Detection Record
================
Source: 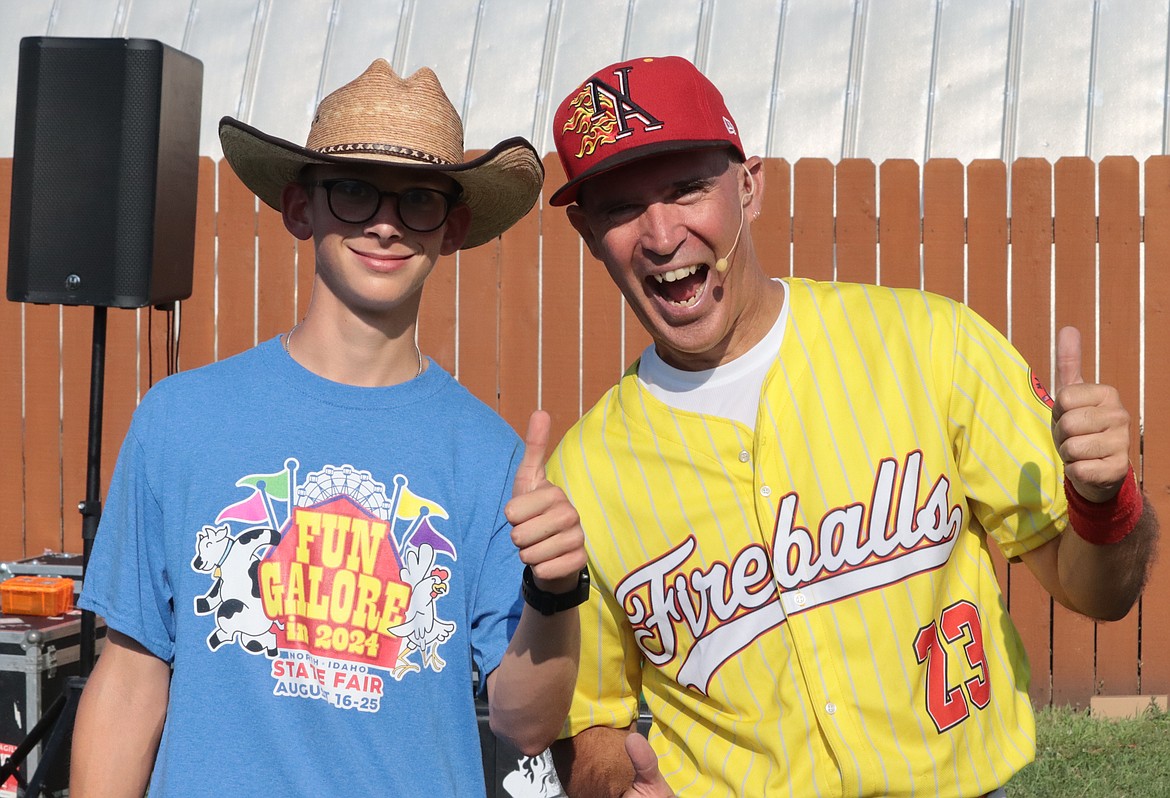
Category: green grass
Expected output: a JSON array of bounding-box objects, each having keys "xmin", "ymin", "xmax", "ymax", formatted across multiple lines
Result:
[{"xmin": 1006, "ymin": 704, "xmax": 1170, "ymax": 797}]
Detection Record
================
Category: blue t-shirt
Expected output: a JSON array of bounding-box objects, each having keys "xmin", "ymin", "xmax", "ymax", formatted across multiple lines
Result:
[{"xmin": 80, "ymin": 337, "xmax": 524, "ymax": 797}]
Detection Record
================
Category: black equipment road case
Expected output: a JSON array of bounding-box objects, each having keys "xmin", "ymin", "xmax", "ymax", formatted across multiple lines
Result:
[{"xmin": 0, "ymin": 611, "xmax": 106, "ymax": 796}]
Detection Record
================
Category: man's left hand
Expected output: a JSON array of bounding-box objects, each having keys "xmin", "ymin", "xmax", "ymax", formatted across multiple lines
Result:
[
  {"xmin": 1051, "ymin": 325, "xmax": 1131, "ymax": 502},
  {"xmin": 505, "ymin": 410, "xmax": 587, "ymax": 593}
]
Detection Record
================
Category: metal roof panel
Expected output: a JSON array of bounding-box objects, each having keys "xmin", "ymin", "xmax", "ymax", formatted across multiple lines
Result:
[{"xmin": 1, "ymin": 0, "xmax": 1167, "ymax": 164}]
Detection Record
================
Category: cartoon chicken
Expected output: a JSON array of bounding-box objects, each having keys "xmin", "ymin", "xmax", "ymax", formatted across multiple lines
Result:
[{"xmin": 386, "ymin": 543, "xmax": 455, "ymax": 679}]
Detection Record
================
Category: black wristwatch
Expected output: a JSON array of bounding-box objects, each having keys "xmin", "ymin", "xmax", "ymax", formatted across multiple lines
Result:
[{"xmin": 521, "ymin": 564, "xmax": 590, "ymax": 615}]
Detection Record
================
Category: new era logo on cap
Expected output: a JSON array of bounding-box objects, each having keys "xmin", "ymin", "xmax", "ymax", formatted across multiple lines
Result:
[{"xmin": 550, "ymin": 56, "xmax": 746, "ymax": 206}]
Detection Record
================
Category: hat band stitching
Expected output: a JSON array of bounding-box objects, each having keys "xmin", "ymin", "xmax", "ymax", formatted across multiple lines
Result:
[{"xmin": 312, "ymin": 142, "xmax": 452, "ymax": 165}]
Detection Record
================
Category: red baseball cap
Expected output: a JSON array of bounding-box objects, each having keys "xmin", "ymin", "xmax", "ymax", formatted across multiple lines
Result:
[{"xmin": 549, "ymin": 56, "xmax": 745, "ymax": 207}]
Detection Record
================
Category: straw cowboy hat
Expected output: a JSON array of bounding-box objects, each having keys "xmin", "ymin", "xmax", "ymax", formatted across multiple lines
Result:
[{"xmin": 219, "ymin": 59, "xmax": 543, "ymax": 249}]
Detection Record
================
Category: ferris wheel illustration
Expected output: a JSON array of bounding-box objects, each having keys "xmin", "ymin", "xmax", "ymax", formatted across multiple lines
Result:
[{"xmin": 297, "ymin": 464, "xmax": 395, "ymax": 521}]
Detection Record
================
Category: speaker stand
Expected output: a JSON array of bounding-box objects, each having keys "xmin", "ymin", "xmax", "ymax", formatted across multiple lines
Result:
[
  {"xmin": 0, "ymin": 306, "xmax": 107, "ymax": 796},
  {"xmin": 78, "ymin": 305, "xmax": 106, "ymax": 676}
]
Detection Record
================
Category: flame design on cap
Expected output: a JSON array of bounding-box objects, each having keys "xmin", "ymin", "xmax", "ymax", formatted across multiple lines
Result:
[{"xmin": 562, "ymin": 85, "xmax": 619, "ymax": 158}]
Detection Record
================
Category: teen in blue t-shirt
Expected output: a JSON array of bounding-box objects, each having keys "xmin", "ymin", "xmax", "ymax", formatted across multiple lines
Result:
[{"xmin": 72, "ymin": 59, "xmax": 588, "ymax": 798}]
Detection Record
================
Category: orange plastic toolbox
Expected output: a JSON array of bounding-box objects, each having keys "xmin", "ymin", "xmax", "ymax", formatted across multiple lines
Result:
[{"xmin": 0, "ymin": 576, "xmax": 74, "ymax": 617}]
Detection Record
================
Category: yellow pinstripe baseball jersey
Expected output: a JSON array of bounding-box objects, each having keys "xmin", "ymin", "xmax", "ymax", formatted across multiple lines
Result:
[{"xmin": 549, "ymin": 278, "xmax": 1067, "ymax": 798}]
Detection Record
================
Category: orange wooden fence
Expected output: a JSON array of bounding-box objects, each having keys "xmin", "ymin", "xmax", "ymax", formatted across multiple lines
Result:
[{"xmin": 1, "ymin": 153, "xmax": 1167, "ymax": 709}]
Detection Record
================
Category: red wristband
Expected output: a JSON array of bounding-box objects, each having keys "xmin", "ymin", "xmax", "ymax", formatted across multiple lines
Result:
[{"xmin": 1064, "ymin": 466, "xmax": 1143, "ymax": 546}]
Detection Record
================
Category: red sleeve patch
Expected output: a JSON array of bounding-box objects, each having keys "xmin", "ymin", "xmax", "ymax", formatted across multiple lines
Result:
[{"xmin": 1031, "ymin": 371, "xmax": 1054, "ymax": 409}]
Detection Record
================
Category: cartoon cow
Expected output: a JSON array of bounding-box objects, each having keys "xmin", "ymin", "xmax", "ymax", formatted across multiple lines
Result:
[{"xmin": 191, "ymin": 524, "xmax": 281, "ymax": 657}]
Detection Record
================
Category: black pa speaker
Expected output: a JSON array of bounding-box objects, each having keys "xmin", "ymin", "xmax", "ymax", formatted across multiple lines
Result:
[{"xmin": 6, "ymin": 37, "xmax": 203, "ymax": 308}]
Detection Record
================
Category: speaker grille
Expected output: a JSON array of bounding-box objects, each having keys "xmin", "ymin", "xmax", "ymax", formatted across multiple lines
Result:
[{"xmin": 7, "ymin": 38, "xmax": 202, "ymax": 308}]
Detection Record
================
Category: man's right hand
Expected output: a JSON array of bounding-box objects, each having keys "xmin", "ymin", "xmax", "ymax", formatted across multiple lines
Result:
[{"xmin": 552, "ymin": 724, "xmax": 675, "ymax": 798}]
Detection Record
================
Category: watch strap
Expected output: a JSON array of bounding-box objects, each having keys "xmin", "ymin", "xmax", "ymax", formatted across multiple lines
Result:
[{"xmin": 521, "ymin": 564, "xmax": 590, "ymax": 615}]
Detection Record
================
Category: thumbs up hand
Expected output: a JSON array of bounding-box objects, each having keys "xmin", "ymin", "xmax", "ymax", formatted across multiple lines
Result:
[
  {"xmin": 1051, "ymin": 326, "xmax": 1132, "ymax": 502},
  {"xmin": 505, "ymin": 410, "xmax": 587, "ymax": 593},
  {"xmin": 621, "ymin": 733, "xmax": 677, "ymax": 797}
]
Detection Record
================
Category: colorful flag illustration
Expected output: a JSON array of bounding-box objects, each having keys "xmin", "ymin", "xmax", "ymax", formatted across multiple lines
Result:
[
  {"xmin": 237, "ymin": 469, "xmax": 290, "ymax": 501},
  {"xmin": 393, "ymin": 484, "xmax": 449, "ymax": 521},
  {"xmin": 408, "ymin": 514, "xmax": 457, "ymax": 560},
  {"xmin": 215, "ymin": 490, "xmax": 271, "ymax": 525}
]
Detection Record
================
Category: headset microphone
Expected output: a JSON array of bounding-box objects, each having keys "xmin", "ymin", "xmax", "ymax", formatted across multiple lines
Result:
[{"xmin": 714, "ymin": 198, "xmax": 748, "ymax": 274}]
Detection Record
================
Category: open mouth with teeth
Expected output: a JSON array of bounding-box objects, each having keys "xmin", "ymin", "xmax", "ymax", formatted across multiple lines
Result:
[{"xmin": 648, "ymin": 264, "xmax": 710, "ymax": 307}]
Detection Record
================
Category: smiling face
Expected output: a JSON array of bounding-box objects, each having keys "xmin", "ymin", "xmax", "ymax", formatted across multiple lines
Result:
[
  {"xmin": 567, "ymin": 148, "xmax": 774, "ymax": 371},
  {"xmin": 281, "ymin": 163, "xmax": 470, "ymax": 324}
]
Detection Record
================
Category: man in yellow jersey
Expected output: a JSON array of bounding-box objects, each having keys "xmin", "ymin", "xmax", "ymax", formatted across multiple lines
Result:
[{"xmin": 544, "ymin": 55, "xmax": 1158, "ymax": 798}]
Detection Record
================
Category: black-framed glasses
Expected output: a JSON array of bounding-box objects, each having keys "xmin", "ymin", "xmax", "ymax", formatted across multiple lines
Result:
[{"xmin": 308, "ymin": 178, "xmax": 461, "ymax": 232}]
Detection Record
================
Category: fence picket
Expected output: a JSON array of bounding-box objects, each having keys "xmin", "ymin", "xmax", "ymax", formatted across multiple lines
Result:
[
  {"xmin": 181, "ymin": 158, "xmax": 219, "ymax": 373},
  {"xmin": 965, "ymin": 159, "xmax": 1012, "ymax": 610},
  {"xmin": 497, "ymin": 189, "xmax": 542, "ymax": 437},
  {"xmin": 0, "ymin": 158, "xmax": 21, "ymax": 561},
  {"xmin": 538, "ymin": 154, "xmax": 585, "ymax": 447},
  {"xmin": 879, "ymin": 159, "xmax": 921, "ymax": 289},
  {"xmin": 836, "ymin": 159, "xmax": 877, "ymax": 285},
  {"xmin": 794, "ymin": 158, "xmax": 835, "ymax": 281},
  {"xmin": 257, "ymin": 203, "xmax": 298, "ymax": 348},
  {"xmin": 758, "ymin": 159, "xmax": 791, "ymax": 278},
  {"xmin": 455, "ymin": 234, "xmax": 503, "ymax": 413},
  {"xmin": 1095, "ymin": 156, "xmax": 1143, "ymax": 697},
  {"xmin": 23, "ymin": 303, "xmax": 64, "ymax": 556},
  {"xmin": 1008, "ymin": 158, "xmax": 1056, "ymax": 707},
  {"xmin": 923, "ymin": 159, "xmax": 965, "ymax": 302},
  {"xmin": 1141, "ymin": 156, "xmax": 1170, "ymax": 697},
  {"xmin": 216, "ymin": 166, "xmax": 262, "ymax": 362},
  {"xmin": 1051, "ymin": 157, "xmax": 1099, "ymax": 707}
]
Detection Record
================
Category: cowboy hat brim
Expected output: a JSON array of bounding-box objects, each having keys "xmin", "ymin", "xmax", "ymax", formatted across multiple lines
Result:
[{"xmin": 219, "ymin": 117, "xmax": 543, "ymax": 249}]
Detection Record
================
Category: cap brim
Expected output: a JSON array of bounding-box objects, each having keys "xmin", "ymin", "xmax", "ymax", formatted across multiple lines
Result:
[
  {"xmin": 549, "ymin": 139, "xmax": 740, "ymax": 207},
  {"xmin": 219, "ymin": 117, "xmax": 543, "ymax": 249}
]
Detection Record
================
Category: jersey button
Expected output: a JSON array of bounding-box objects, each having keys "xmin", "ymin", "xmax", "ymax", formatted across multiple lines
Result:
[
  {"xmin": 760, "ymin": 485, "xmax": 772, "ymax": 497},
  {"xmin": 825, "ymin": 702, "xmax": 837, "ymax": 715},
  {"xmin": 738, "ymin": 450, "xmax": 750, "ymax": 463}
]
